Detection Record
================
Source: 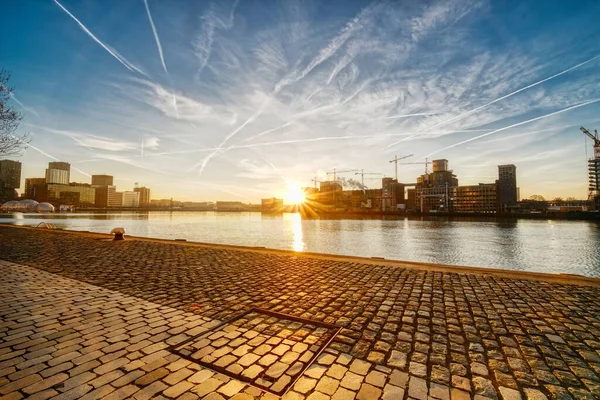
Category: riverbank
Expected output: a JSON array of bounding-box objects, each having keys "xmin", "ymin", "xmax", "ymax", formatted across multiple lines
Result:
[{"xmin": 1, "ymin": 225, "xmax": 600, "ymax": 399}]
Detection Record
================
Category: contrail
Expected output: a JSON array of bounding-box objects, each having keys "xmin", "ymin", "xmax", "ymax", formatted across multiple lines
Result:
[
  {"xmin": 14, "ymin": 136, "xmax": 92, "ymax": 177},
  {"xmin": 143, "ymin": 0, "xmax": 167, "ymax": 74},
  {"xmin": 189, "ymin": 99, "xmax": 270, "ymax": 175},
  {"xmin": 189, "ymin": 3, "xmax": 372, "ymax": 175},
  {"xmin": 52, "ymin": 0, "xmax": 147, "ymax": 77},
  {"xmin": 383, "ymin": 53, "xmax": 600, "ymax": 150},
  {"xmin": 156, "ymin": 129, "xmax": 494, "ymax": 157},
  {"xmin": 9, "ymin": 94, "xmax": 39, "ymax": 117},
  {"xmin": 239, "ymin": 121, "xmax": 295, "ymax": 144},
  {"xmin": 381, "ymin": 112, "xmax": 440, "ymax": 120},
  {"xmin": 424, "ymin": 98, "xmax": 600, "ymax": 158}
]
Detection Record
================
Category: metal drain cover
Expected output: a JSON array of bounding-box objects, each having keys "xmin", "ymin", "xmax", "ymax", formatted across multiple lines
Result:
[{"xmin": 169, "ymin": 308, "xmax": 341, "ymax": 397}]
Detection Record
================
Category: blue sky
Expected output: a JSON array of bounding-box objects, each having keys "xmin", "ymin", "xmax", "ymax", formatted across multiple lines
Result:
[{"xmin": 2, "ymin": 0, "xmax": 600, "ymax": 201}]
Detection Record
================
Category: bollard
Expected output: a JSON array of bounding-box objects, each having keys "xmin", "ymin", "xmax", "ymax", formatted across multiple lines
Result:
[{"xmin": 110, "ymin": 227, "xmax": 126, "ymax": 241}]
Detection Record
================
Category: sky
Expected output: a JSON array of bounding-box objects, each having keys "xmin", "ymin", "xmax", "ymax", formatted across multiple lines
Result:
[{"xmin": 2, "ymin": 0, "xmax": 600, "ymax": 202}]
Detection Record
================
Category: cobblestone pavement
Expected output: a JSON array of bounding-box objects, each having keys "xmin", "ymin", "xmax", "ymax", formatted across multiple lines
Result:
[
  {"xmin": 0, "ymin": 261, "xmax": 405, "ymax": 400},
  {"xmin": 1, "ymin": 226, "xmax": 600, "ymax": 399}
]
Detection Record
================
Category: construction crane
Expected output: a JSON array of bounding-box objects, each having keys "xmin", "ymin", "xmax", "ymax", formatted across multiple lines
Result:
[
  {"xmin": 355, "ymin": 170, "xmax": 382, "ymax": 186},
  {"xmin": 389, "ymin": 154, "xmax": 413, "ymax": 180},
  {"xmin": 581, "ymin": 126, "xmax": 600, "ymax": 159},
  {"xmin": 310, "ymin": 176, "xmax": 319, "ymax": 189},
  {"xmin": 398, "ymin": 157, "xmax": 432, "ymax": 175},
  {"xmin": 327, "ymin": 168, "xmax": 358, "ymax": 181}
]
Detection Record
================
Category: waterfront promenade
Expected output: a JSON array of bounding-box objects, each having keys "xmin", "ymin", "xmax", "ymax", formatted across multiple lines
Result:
[{"xmin": 0, "ymin": 226, "xmax": 599, "ymax": 399}]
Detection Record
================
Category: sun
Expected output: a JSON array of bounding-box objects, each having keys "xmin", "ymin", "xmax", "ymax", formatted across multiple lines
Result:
[{"xmin": 284, "ymin": 183, "xmax": 306, "ymax": 204}]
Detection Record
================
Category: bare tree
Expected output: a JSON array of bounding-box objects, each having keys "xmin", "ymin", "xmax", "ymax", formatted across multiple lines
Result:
[{"xmin": 0, "ymin": 68, "xmax": 29, "ymax": 157}]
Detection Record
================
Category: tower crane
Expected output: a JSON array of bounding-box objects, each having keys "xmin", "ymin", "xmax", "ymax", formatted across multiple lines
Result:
[
  {"xmin": 326, "ymin": 168, "xmax": 359, "ymax": 181},
  {"xmin": 355, "ymin": 170, "xmax": 382, "ymax": 186},
  {"xmin": 398, "ymin": 157, "xmax": 432, "ymax": 175},
  {"xmin": 389, "ymin": 154, "xmax": 413, "ymax": 180},
  {"xmin": 581, "ymin": 126, "xmax": 600, "ymax": 159},
  {"xmin": 310, "ymin": 177, "xmax": 319, "ymax": 189}
]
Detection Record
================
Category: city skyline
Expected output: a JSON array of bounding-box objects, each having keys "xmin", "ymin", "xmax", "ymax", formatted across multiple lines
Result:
[{"xmin": 2, "ymin": 1, "xmax": 600, "ymax": 201}]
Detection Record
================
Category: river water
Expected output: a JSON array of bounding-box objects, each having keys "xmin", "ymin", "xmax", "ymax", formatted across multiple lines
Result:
[{"xmin": 1, "ymin": 211, "xmax": 599, "ymax": 277}]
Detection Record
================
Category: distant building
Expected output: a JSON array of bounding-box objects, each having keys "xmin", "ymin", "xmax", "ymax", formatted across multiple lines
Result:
[
  {"xmin": 318, "ymin": 181, "xmax": 343, "ymax": 206},
  {"xmin": 382, "ymin": 177, "xmax": 405, "ymax": 211},
  {"xmin": 0, "ymin": 160, "xmax": 21, "ymax": 201},
  {"xmin": 589, "ymin": 158, "xmax": 600, "ymax": 210},
  {"xmin": 91, "ymin": 174, "xmax": 113, "ymax": 186},
  {"xmin": 45, "ymin": 161, "xmax": 70, "ymax": 185},
  {"xmin": 261, "ymin": 197, "xmax": 283, "ymax": 211},
  {"xmin": 24, "ymin": 178, "xmax": 45, "ymax": 198},
  {"xmin": 133, "ymin": 187, "xmax": 151, "ymax": 207},
  {"xmin": 302, "ymin": 187, "xmax": 319, "ymax": 202},
  {"xmin": 92, "ymin": 185, "xmax": 117, "ymax": 208},
  {"xmin": 406, "ymin": 188, "xmax": 416, "ymax": 211},
  {"xmin": 454, "ymin": 184, "xmax": 497, "ymax": 213},
  {"xmin": 110, "ymin": 191, "xmax": 123, "ymax": 207},
  {"xmin": 417, "ymin": 186, "xmax": 455, "ymax": 213},
  {"xmin": 122, "ymin": 191, "xmax": 140, "ymax": 207},
  {"xmin": 497, "ymin": 164, "xmax": 518, "ymax": 213},
  {"xmin": 415, "ymin": 159, "xmax": 458, "ymax": 212},
  {"xmin": 216, "ymin": 201, "xmax": 244, "ymax": 211},
  {"xmin": 33, "ymin": 182, "xmax": 95, "ymax": 207}
]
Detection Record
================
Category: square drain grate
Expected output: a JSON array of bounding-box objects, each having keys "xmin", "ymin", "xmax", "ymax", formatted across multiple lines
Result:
[{"xmin": 169, "ymin": 308, "xmax": 342, "ymax": 397}]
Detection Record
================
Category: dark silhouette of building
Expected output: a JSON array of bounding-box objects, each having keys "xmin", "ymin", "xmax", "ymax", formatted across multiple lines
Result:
[
  {"xmin": 318, "ymin": 181, "xmax": 343, "ymax": 207},
  {"xmin": 497, "ymin": 164, "xmax": 518, "ymax": 214},
  {"xmin": 24, "ymin": 178, "xmax": 45, "ymax": 198},
  {"xmin": 0, "ymin": 160, "xmax": 21, "ymax": 201},
  {"xmin": 382, "ymin": 177, "xmax": 405, "ymax": 211}
]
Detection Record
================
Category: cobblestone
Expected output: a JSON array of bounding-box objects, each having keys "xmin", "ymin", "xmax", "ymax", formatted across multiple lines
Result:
[{"xmin": 1, "ymin": 227, "xmax": 600, "ymax": 399}]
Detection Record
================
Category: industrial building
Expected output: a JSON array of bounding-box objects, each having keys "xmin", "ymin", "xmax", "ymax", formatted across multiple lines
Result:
[
  {"xmin": 415, "ymin": 159, "xmax": 458, "ymax": 213},
  {"xmin": 454, "ymin": 183, "xmax": 497, "ymax": 213}
]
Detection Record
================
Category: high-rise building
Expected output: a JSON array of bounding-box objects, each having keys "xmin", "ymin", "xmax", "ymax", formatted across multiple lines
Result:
[
  {"xmin": 497, "ymin": 164, "xmax": 517, "ymax": 213},
  {"xmin": 0, "ymin": 160, "xmax": 21, "ymax": 201},
  {"xmin": 45, "ymin": 161, "xmax": 70, "ymax": 184},
  {"xmin": 133, "ymin": 187, "xmax": 151, "ymax": 207},
  {"xmin": 91, "ymin": 175, "xmax": 113, "ymax": 186},
  {"xmin": 0, "ymin": 160, "xmax": 22, "ymax": 189}
]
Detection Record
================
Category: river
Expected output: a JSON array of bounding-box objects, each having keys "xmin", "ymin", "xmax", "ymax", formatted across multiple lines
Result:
[{"xmin": 1, "ymin": 211, "xmax": 599, "ymax": 277}]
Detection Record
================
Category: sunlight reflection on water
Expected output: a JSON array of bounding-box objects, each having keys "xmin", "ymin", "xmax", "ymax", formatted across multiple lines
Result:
[{"xmin": 1, "ymin": 211, "xmax": 599, "ymax": 277}]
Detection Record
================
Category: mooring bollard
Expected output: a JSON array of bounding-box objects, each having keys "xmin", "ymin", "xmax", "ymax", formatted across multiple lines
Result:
[{"xmin": 110, "ymin": 227, "xmax": 126, "ymax": 241}]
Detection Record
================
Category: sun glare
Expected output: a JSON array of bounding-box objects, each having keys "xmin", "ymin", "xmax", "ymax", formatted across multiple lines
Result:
[{"xmin": 284, "ymin": 183, "xmax": 305, "ymax": 204}]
